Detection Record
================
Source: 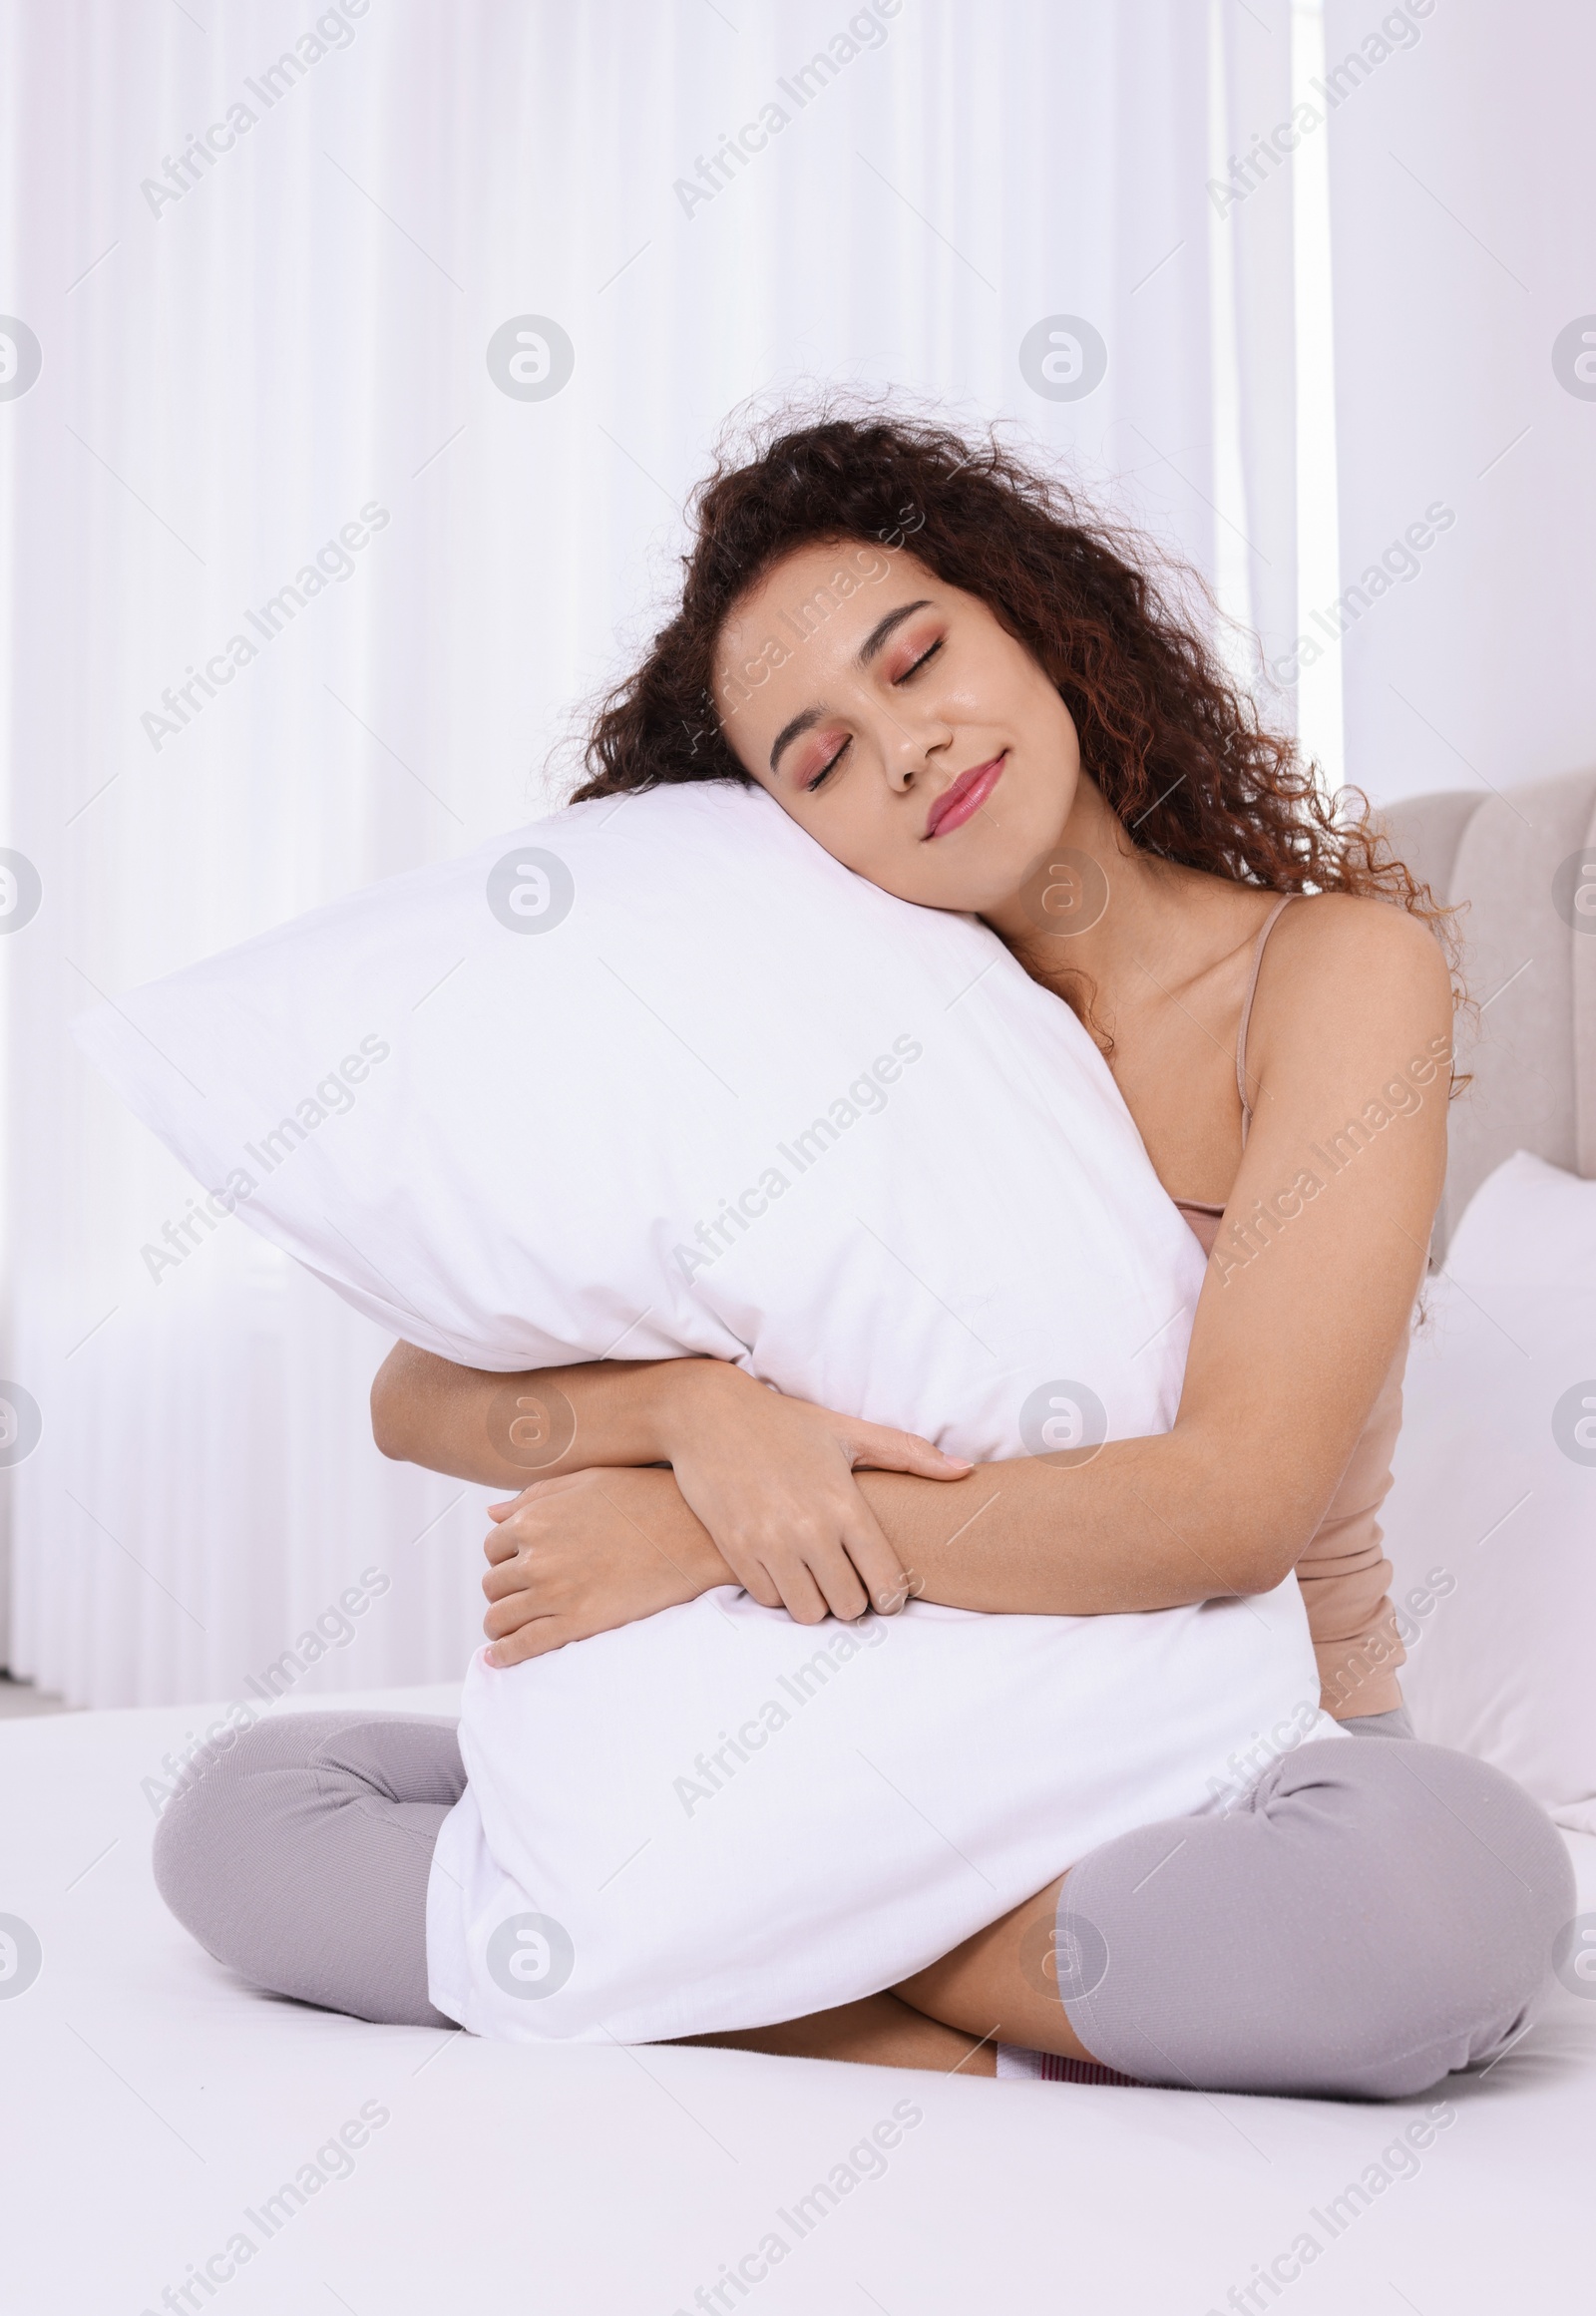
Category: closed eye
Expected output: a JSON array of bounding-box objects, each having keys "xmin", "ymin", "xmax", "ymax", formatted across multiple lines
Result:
[
  {"xmin": 895, "ymin": 637, "xmax": 943, "ymax": 682},
  {"xmin": 806, "ymin": 738, "xmax": 850, "ymax": 793},
  {"xmin": 806, "ymin": 638, "xmax": 943, "ymax": 792}
]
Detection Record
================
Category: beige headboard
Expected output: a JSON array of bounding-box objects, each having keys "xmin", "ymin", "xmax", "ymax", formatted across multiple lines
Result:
[{"xmin": 1379, "ymin": 766, "xmax": 1596, "ymax": 1261}]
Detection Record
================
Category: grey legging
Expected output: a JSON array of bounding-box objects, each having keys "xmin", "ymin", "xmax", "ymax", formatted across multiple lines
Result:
[{"xmin": 151, "ymin": 1706, "xmax": 1574, "ymax": 2099}]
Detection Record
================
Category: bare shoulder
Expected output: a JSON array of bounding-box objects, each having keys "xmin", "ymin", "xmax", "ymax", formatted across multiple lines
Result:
[
  {"xmin": 1245, "ymin": 893, "xmax": 1454, "ymax": 1118},
  {"xmin": 1261, "ymin": 892, "xmax": 1450, "ymax": 1025}
]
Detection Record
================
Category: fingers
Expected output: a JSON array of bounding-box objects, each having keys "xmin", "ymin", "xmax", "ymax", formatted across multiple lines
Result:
[
  {"xmin": 836, "ymin": 1501, "xmax": 913, "ymax": 1616},
  {"xmin": 485, "ymin": 1618, "xmax": 568, "ymax": 1669},
  {"xmin": 719, "ymin": 1491, "xmax": 909, "ymax": 1624},
  {"xmin": 848, "ymin": 1422, "xmax": 972, "ymax": 1480},
  {"xmin": 878, "ymin": 1562, "xmax": 925, "ymax": 1611},
  {"xmin": 486, "ymin": 1480, "xmax": 550, "ymax": 1518},
  {"xmin": 796, "ymin": 1537, "xmax": 873, "ymax": 1623},
  {"xmin": 723, "ymin": 1559, "xmax": 786, "ymax": 1613},
  {"xmin": 484, "ymin": 1474, "xmax": 583, "ymax": 1562},
  {"xmin": 490, "ymin": 1473, "xmax": 583, "ymax": 1518},
  {"xmin": 483, "ymin": 1581, "xmax": 569, "ymax": 1641},
  {"xmin": 483, "ymin": 1553, "xmax": 535, "ymax": 1601},
  {"xmin": 751, "ymin": 1551, "xmax": 833, "ymax": 1627}
]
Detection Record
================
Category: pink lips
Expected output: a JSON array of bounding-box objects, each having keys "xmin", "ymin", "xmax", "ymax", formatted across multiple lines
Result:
[{"xmin": 924, "ymin": 752, "xmax": 1006, "ymax": 839}]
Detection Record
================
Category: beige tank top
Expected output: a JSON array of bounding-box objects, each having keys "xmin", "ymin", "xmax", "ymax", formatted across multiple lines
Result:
[{"xmin": 1173, "ymin": 897, "xmax": 1407, "ymax": 1720}]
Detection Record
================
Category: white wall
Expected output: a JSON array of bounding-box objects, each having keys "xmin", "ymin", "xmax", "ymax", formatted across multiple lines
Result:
[{"xmin": 1321, "ymin": 0, "xmax": 1595, "ymax": 805}]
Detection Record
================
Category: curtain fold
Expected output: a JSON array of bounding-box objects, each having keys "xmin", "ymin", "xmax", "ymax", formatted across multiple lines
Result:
[
  {"xmin": 0, "ymin": 0, "xmax": 1301, "ymax": 1706},
  {"xmin": 1213, "ymin": 0, "xmax": 1298, "ymax": 682}
]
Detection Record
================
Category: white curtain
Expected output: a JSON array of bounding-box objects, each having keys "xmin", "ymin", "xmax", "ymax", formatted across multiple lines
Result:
[{"xmin": 0, "ymin": 0, "xmax": 1300, "ymax": 1707}]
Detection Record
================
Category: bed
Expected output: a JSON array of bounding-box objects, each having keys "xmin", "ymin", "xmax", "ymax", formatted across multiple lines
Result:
[{"xmin": 8, "ymin": 770, "xmax": 1595, "ymax": 2314}]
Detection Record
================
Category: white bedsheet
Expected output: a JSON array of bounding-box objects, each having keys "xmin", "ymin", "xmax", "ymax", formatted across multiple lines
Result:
[{"xmin": 7, "ymin": 1684, "xmax": 1593, "ymax": 2316}]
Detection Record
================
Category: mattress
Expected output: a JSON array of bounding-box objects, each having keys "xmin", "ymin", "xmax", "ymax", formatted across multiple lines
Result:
[{"xmin": 7, "ymin": 1684, "xmax": 1593, "ymax": 2314}]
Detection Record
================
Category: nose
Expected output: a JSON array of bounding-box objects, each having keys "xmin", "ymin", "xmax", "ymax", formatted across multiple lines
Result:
[{"xmin": 879, "ymin": 696, "xmax": 953, "ymax": 793}]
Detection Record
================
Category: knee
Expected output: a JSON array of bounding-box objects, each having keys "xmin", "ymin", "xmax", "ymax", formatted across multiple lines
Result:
[
  {"xmin": 1276, "ymin": 1738, "xmax": 1575, "ymax": 2098},
  {"xmin": 1348, "ymin": 1740, "xmax": 1570, "ymax": 1959},
  {"xmin": 150, "ymin": 1721, "xmax": 266, "ymax": 1946},
  {"xmin": 1064, "ymin": 1736, "xmax": 1575, "ymax": 2102},
  {"xmin": 1408, "ymin": 1748, "xmax": 1573, "ymax": 2065}
]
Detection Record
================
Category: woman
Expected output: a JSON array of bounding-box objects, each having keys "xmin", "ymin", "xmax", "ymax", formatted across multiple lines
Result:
[{"xmin": 155, "ymin": 413, "xmax": 1570, "ymax": 2095}]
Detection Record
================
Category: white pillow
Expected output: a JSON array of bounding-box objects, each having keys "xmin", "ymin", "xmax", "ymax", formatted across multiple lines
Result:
[
  {"xmin": 77, "ymin": 779, "xmax": 1332, "ymax": 2041},
  {"xmin": 1382, "ymin": 1150, "xmax": 1596, "ymax": 1831},
  {"xmin": 75, "ymin": 779, "xmax": 1206, "ymax": 1450},
  {"xmin": 430, "ymin": 1574, "xmax": 1329, "ymax": 2045}
]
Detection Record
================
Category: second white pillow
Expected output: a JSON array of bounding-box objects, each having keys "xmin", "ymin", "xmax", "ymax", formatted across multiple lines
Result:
[{"xmin": 1382, "ymin": 1150, "xmax": 1596, "ymax": 1831}]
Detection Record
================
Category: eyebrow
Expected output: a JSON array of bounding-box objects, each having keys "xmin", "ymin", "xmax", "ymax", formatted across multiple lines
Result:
[
  {"xmin": 766, "ymin": 599, "xmax": 935, "ymax": 775},
  {"xmin": 858, "ymin": 597, "xmax": 932, "ymax": 665}
]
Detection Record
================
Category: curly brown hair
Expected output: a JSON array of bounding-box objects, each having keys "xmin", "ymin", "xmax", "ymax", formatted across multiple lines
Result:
[{"xmin": 572, "ymin": 405, "xmax": 1442, "ymax": 929}]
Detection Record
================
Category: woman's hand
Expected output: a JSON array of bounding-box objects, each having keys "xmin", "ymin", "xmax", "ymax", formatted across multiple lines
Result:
[
  {"xmin": 480, "ymin": 1370, "xmax": 974, "ymax": 1661},
  {"xmin": 656, "ymin": 1362, "xmax": 971, "ymax": 1623},
  {"xmin": 373, "ymin": 1340, "xmax": 967, "ymax": 1624},
  {"xmin": 482, "ymin": 1466, "xmax": 731, "ymax": 1667}
]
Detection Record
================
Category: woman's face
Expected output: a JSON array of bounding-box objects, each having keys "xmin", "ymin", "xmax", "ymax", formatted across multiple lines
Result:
[{"xmin": 711, "ymin": 539, "xmax": 1083, "ymax": 914}]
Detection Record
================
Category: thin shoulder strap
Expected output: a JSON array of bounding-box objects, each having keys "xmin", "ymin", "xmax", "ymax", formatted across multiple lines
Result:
[{"xmin": 1237, "ymin": 895, "xmax": 1296, "ymax": 1142}]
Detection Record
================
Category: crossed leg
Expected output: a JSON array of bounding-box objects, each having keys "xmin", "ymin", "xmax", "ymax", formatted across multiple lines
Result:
[
  {"xmin": 679, "ymin": 1873, "xmax": 1087, "ymax": 2076},
  {"xmin": 154, "ymin": 1713, "xmax": 1572, "ymax": 2102},
  {"xmin": 680, "ymin": 1734, "xmax": 1578, "ymax": 2097}
]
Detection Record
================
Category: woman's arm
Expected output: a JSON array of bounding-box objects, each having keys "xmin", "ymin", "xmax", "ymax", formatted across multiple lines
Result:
[
  {"xmin": 471, "ymin": 897, "xmax": 1452, "ymax": 1659},
  {"xmin": 860, "ymin": 896, "xmax": 1453, "ymax": 1609},
  {"xmin": 372, "ymin": 1343, "xmax": 970, "ymax": 1625},
  {"xmin": 371, "ymin": 1343, "xmax": 682, "ymax": 1489}
]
